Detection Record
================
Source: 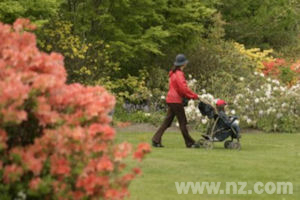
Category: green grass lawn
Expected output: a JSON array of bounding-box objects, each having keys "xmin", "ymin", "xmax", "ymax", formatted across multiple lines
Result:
[{"xmin": 115, "ymin": 130, "xmax": 300, "ymax": 200}]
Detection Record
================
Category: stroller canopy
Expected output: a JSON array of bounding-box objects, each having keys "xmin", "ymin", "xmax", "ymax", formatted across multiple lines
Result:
[{"xmin": 198, "ymin": 101, "xmax": 216, "ymax": 119}]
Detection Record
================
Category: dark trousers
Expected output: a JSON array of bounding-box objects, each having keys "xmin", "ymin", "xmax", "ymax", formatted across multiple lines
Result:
[{"xmin": 152, "ymin": 103, "xmax": 195, "ymax": 147}]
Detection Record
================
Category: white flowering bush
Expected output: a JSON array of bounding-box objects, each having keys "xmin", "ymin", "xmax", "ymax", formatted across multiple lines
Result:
[
  {"xmin": 233, "ymin": 73, "xmax": 300, "ymax": 132},
  {"xmin": 185, "ymin": 74, "xmax": 300, "ymax": 133}
]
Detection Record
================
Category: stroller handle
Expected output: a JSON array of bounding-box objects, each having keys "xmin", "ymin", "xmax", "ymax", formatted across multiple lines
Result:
[
  {"xmin": 229, "ymin": 116, "xmax": 239, "ymax": 125},
  {"xmin": 197, "ymin": 98, "xmax": 217, "ymax": 112}
]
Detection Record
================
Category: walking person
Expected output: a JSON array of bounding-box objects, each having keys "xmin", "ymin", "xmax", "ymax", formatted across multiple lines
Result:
[{"xmin": 152, "ymin": 54, "xmax": 199, "ymax": 148}]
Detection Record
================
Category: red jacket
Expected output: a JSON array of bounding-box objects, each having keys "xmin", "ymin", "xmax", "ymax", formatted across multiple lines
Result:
[{"xmin": 166, "ymin": 70, "xmax": 198, "ymax": 103}]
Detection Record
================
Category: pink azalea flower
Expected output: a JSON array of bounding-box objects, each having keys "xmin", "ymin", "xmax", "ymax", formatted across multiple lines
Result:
[
  {"xmin": 97, "ymin": 155, "xmax": 114, "ymax": 172},
  {"xmin": 29, "ymin": 177, "xmax": 41, "ymax": 190},
  {"xmin": 3, "ymin": 164, "xmax": 24, "ymax": 183},
  {"xmin": 50, "ymin": 155, "xmax": 71, "ymax": 177}
]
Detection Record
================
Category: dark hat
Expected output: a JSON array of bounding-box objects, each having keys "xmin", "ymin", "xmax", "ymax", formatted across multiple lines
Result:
[{"xmin": 174, "ymin": 54, "xmax": 188, "ymax": 66}]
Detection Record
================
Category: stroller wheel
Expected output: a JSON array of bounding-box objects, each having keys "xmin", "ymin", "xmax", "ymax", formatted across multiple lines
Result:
[
  {"xmin": 203, "ymin": 141, "xmax": 213, "ymax": 150},
  {"xmin": 230, "ymin": 142, "xmax": 241, "ymax": 150},
  {"xmin": 224, "ymin": 140, "xmax": 232, "ymax": 149},
  {"xmin": 234, "ymin": 142, "xmax": 241, "ymax": 150}
]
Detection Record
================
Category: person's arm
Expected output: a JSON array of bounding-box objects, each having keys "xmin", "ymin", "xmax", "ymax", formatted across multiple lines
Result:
[{"xmin": 175, "ymin": 71, "xmax": 198, "ymax": 99}]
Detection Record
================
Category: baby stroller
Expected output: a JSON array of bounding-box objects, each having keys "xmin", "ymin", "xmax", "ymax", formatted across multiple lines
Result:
[{"xmin": 196, "ymin": 101, "xmax": 241, "ymax": 150}]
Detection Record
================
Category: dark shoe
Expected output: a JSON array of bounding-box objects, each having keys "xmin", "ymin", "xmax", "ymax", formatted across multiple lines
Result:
[{"xmin": 152, "ymin": 141, "xmax": 164, "ymax": 148}]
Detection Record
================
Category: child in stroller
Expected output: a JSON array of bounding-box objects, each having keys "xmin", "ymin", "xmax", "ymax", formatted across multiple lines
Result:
[{"xmin": 196, "ymin": 99, "xmax": 241, "ymax": 150}]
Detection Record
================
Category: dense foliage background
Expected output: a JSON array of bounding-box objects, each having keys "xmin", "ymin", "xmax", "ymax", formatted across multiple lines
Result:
[{"xmin": 1, "ymin": 0, "xmax": 300, "ymax": 132}]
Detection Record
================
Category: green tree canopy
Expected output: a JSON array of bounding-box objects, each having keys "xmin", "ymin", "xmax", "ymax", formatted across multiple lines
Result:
[
  {"xmin": 0, "ymin": 0, "xmax": 62, "ymax": 25},
  {"xmin": 218, "ymin": 0, "xmax": 300, "ymax": 50},
  {"xmin": 59, "ymin": 0, "xmax": 215, "ymax": 74}
]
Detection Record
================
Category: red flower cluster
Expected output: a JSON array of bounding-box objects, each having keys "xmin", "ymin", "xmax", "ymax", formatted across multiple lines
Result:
[
  {"xmin": 262, "ymin": 58, "xmax": 300, "ymax": 85},
  {"xmin": 262, "ymin": 58, "xmax": 285, "ymax": 76},
  {"xmin": 290, "ymin": 60, "xmax": 300, "ymax": 74},
  {"xmin": 133, "ymin": 143, "xmax": 151, "ymax": 162},
  {"xmin": 0, "ymin": 19, "xmax": 150, "ymax": 199}
]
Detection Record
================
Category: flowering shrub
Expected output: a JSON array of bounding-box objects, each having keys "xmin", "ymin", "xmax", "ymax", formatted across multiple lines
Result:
[
  {"xmin": 234, "ymin": 43, "xmax": 300, "ymax": 86},
  {"xmin": 184, "ymin": 75, "xmax": 300, "ymax": 133},
  {"xmin": 262, "ymin": 58, "xmax": 299, "ymax": 86},
  {"xmin": 0, "ymin": 19, "xmax": 150, "ymax": 200},
  {"xmin": 290, "ymin": 60, "xmax": 300, "ymax": 74},
  {"xmin": 232, "ymin": 73, "xmax": 300, "ymax": 132},
  {"xmin": 262, "ymin": 58, "xmax": 285, "ymax": 77},
  {"xmin": 234, "ymin": 42, "xmax": 274, "ymax": 71}
]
